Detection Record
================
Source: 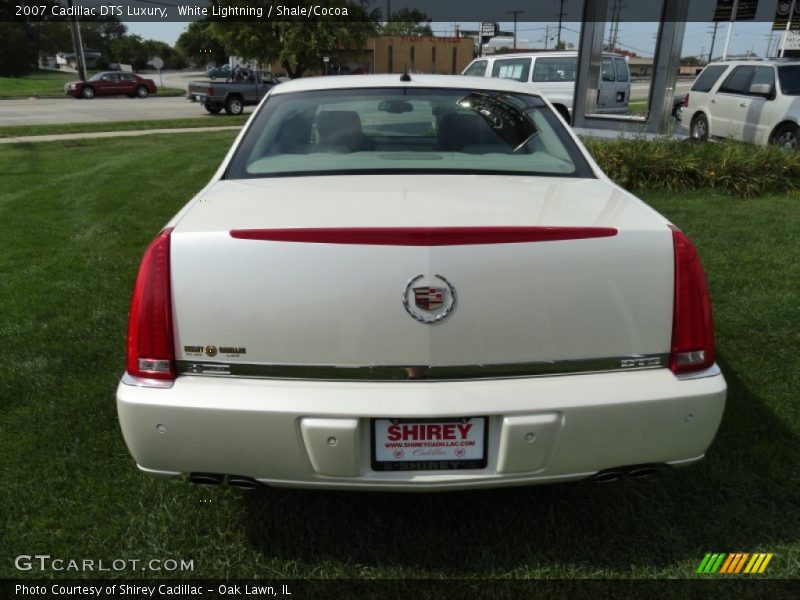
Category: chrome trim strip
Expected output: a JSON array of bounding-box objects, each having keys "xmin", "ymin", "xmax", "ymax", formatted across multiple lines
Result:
[
  {"xmin": 175, "ymin": 354, "xmax": 670, "ymax": 382},
  {"xmin": 674, "ymin": 363, "xmax": 722, "ymax": 381},
  {"xmin": 121, "ymin": 372, "xmax": 175, "ymax": 389}
]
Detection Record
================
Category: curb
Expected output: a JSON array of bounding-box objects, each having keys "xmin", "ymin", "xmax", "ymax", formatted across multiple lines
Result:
[{"xmin": 0, "ymin": 126, "xmax": 242, "ymax": 144}]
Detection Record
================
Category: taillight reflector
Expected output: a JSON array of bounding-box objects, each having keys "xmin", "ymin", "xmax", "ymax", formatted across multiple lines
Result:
[
  {"xmin": 669, "ymin": 225, "xmax": 715, "ymax": 374},
  {"xmin": 126, "ymin": 228, "xmax": 175, "ymax": 381}
]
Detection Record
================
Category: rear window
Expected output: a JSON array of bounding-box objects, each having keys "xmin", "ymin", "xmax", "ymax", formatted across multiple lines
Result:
[
  {"xmin": 691, "ymin": 65, "xmax": 728, "ymax": 93},
  {"xmin": 778, "ymin": 65, "xmax": 800, "ymax": 95},
  {"xmin": 601, "ymin": 58, "xmax": 615, "ymax": 82},
  {"xmin": 491, "ymin": 58, "xmax": 532, "ymax": 82},
  {"xmin": 532, "ymin": 57, "xmax": 577, "ymax": 82},
  {"xmin": 224, "ymin": 87, "xmax": 594, "ymax": 180},
  {"xmin": 614, "ymin": 58, "xmax": 629, "ymax": 82}
]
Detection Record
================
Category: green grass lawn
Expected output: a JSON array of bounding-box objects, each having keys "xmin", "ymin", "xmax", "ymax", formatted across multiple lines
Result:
[
  {"xmin": 0, "ymin": 117, "xmax": 247, "ymax": 139},
  {"xmin": 0, "ymin": 70, "xmax": 183, "ymax": 98},
  {"xmin": 0, "ymin": 134, "xmax": 798, "ymax": 581},
  {"xmin": 628, "ymin": 100, "xmax": 648, "ymax": 116}
]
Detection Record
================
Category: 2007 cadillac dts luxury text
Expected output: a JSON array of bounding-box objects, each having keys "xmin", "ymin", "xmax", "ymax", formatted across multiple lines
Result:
[{"xmin": 116, "ymin": 75, "xmax": 726, "ymax": 491}]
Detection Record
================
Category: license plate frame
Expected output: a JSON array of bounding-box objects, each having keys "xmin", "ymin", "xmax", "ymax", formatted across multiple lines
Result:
[{"xmin": 371, "ymin": 417, "xmax": 488, "ymax": 471}]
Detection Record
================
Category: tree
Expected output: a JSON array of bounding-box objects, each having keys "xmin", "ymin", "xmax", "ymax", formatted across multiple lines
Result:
[
  {"xmin": 209, "ymin": 0, "xmax": 378, "ymax": 78},
  {"xmin": 142, "ymin": 40, "xmax": 186, "ymax": 70},
  {"xmin": 0, "ymin": 1, "xmax": 66, "ymax": 75},
  {"xmin": 176, "ymin": 21, "xmax": 227, "ymax": 67},
  {"xmin": 680, "ymin": 56, "xmax": 703, "ymax": 66},
  {"xmin": 0, "ymin": 22, "xmax": 37, "ymax": 76},
  {"xmin": 379, "ymin": 8, "xmax": 432, "ymax": 36},
  {"xmin": 79, "ymin": 19, "xmax": 127, "ymax": 56},
  {"xmin": 109, "ymin": 34, "xmax": 148, "ymax": 70}
]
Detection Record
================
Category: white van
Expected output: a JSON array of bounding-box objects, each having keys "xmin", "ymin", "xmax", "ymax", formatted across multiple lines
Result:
[{"xmin": 462, "ymin": 51, "xmax": 631, "ymax": 122}]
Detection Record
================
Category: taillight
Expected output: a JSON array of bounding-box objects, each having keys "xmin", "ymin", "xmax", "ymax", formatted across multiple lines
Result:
[
  {"xmin": 669, "ymin": 225, "xmax": 715, "ymax": 373},
  {"xmin": 207, "ymin": 86, "xmax": 214, "ymax": 96},
  {"xmin": 682, "ymin": 93, "xmax": 689, "ymax": 107},
  {"xmin": 126, "ymin": 228, "xmax": 175, "ymax": 381}
]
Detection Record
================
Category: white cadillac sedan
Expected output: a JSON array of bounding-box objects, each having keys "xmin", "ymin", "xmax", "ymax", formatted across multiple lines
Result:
[{"xmin": 117, "ymin": 75, "xmax": 726, "ymax": 491}]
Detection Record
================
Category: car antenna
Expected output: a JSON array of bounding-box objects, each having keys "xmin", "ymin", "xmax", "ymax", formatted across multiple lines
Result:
[{"xmin": 400, "ymin": 64, "xmax": 411, "ymax": 82}]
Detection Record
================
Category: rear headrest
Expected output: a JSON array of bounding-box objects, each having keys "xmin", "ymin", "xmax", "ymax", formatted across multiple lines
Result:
[
  {"xmin": 316, "ymin": 111, "xmax": 364, "ymax": 151},
  {"xmin": 437, "ymin": 112, "xmax": 494, "ymax": 151}
]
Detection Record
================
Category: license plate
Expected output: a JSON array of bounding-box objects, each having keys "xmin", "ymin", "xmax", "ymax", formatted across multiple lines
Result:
[{"xmin": 371, "ymin": 417, "xmax": 487, "ymax": 471}]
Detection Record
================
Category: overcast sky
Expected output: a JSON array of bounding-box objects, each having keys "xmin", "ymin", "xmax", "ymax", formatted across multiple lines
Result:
[{"xmin": 124, "ymin": 20, "xmax": 787, "ymax": 60}]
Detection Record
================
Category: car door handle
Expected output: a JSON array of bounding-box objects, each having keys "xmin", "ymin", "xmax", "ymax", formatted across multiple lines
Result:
[
  {"xmin": 740, "ymin": 102, "xmax": 747, "ymax": 107},
  {"xmin": 710, "ymin": 99, "xmax": 716, "ymax": 103}
]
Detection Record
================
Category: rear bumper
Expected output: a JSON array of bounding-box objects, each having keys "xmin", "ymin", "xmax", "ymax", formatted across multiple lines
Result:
[{"xmin": 116, "ymin": 366, "xmax": 726, "ymax": 491}]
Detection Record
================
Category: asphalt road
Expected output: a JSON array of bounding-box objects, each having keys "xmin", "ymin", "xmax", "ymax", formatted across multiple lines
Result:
[
  {"xmin": 0, "ymin": 96, "xmax": 249, "ymax": 126},
  {"xmin": 630, "ymin": 79, "xmax": 693, "ymax": 102}
]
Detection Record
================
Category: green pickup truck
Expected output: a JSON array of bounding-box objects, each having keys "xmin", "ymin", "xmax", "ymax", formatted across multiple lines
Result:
[{"xmin": 187, "ymin": 68, "xmax": 281, "ymax": 115}]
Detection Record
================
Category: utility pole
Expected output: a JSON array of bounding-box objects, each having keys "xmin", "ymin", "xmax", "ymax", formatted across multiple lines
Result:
[
  {"xmin": 556, "ymin": 0, "xmax": 566, "ymax": 48},
  {"xmin": 721, "ymin": 0, "xmax": 740, "ymax": 60},
  {"xmin": 66, "ymin": 0, "xmax": 86, "ymax": 81},
  {"xmin": 543, "ymin": 24, "xmax": 550, "ymax": 50},
  {"xmin": 508, "ymin": 10, "xmax": 523, "ymax": 51},
  {"xmin": 708, "ymin": 22, "xmax": 719, "ymax": 62},
  {"xmin": 609, "ymin": 1, "xmax": 625, "ymax": 52},
  {"xmin": 780, "ymin": 0, "xmax": 798, "ymax": 57}
]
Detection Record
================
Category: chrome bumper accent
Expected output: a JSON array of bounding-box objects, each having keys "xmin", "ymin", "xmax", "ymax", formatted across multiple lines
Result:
[
  {"xmin": 175, "ymin": 354, "xmax": 671, "ymax": 381},
  {"xmin": 121, "ymin": 372, "xmax": 174, "ymax": 389},
  {"xmin": 675, "ymin": 363, "xmax": 722, "ymax": 381}
]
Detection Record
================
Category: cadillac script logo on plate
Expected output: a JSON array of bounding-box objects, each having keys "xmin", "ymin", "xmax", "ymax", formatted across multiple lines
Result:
[{"xmin": 402, "ymin": 274, "xmax": 456, "ymax": 324}]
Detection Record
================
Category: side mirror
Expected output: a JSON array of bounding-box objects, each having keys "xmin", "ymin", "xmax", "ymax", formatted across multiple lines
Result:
[{"xmin": 749, "ymin": 83, "xmax": 773, "ymax": 98}]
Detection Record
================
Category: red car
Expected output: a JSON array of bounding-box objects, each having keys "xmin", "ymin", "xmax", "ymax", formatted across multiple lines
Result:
[{"xmin": 65, "ymin": 72, "xmax": 157, "ymax": 99}]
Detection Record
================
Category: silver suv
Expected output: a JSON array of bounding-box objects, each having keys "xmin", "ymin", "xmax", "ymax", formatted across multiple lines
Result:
[{"xmin": 684, "ymin": 59, "xmax": 800, "ymax": 148}]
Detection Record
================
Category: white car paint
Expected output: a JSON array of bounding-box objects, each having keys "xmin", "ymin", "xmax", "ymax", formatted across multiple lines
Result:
[
  {"xmin": 117, "ymin": 74, "xmax": 725, "ymax": 490},
  {"xmin": 685, "ymin": 59, "xmax": 800, "ymax": 147},
  {"xmin": 462, "ymin": 52, "xmax": 631, "ymax": 119}
]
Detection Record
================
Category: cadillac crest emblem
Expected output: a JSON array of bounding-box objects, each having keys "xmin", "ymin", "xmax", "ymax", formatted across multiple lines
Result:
[{"xmin": 402, "ymin": 274, "xmax": 457, "ymax": 324}]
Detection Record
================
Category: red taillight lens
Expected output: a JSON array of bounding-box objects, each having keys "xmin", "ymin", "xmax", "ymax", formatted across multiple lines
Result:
[
  {"xmin": 126, "ymin": 228, "xmax": 175, "ymax": 380},
  {"xmin": 669, "ymin": 225, "xmax": 715, "ymax": 373},
  {"xmin": 682, "ymin": 93, "xmax": 689, "ymax": 107}
]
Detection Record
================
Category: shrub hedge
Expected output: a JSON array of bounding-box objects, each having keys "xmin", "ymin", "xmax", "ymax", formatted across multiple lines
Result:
[{"xmin": 582, "ymin": 137, "xmax": 800, "ymax": 198}]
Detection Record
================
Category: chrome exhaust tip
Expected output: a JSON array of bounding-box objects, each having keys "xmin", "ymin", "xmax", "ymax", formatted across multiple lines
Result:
[
  {"xmin": 188, "ymin": 472, "xmax": 224, "ymax": 486},
  {"xmin": 593, "ymin": 469, "xmax": 624, "ymax": 483},
  {"xmin": 226, "ymin": 475, "xmax": 261, "ymax": 491}
]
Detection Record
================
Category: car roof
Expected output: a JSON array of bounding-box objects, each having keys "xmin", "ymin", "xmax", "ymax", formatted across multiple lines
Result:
[
  {"xmin": 474, "ymin": 51, "xmax": 623, "ymax": 59},
  {"xmin": 270, "ymin": 74, "xmax": 547, "ymax": 97},
  {"xmin": 709, "ymin": 59, "xmax": 800, "ymax": 66}
]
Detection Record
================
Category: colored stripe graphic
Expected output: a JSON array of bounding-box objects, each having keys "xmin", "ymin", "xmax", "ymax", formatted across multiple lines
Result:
[
  {"xmin": 698, "ymin": 553, "xmax": 774, "ymax": 575},
  {"xmin": 696, "ymin": 553, "xmax": 713, "ymax": 573},
  {"xmin": 733, "ymin": 553, "xmax": 750, "ymax": 574},
  {"xmin": 758, "ymin": 554, "xmax": 774, "ymax": 574},
  {"xmin": 720, "ymin": 553, "xmax": 736, "ymax": 574}
]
